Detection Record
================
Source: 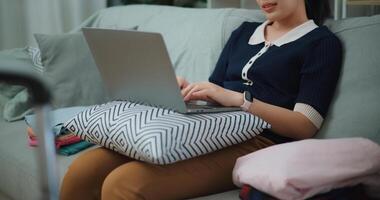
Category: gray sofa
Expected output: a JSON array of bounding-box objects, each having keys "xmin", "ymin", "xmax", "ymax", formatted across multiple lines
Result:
[{"xmin": 0, "ymin": 5, "xmax": 379, "ymax": 200}]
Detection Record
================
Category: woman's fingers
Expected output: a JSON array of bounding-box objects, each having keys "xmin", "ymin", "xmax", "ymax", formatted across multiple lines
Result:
[
  {"xmin": 176, "ymin": 77, "xmax": 182, "ymax": 87},
  {"xmin": 179, "ymin": 80, "xmax": 189, "ymax": 89},
  {"xmin": 181, "ymin": 83, "xmax": 194, "ymax": 97},
  {"xmin": 184, "ymin": 85, "xmax": 202, "ymax": 101},
  {"xmin": 181, "ymin": 82, "xmax": 242, "ymax": 106},
  {"xmin": 182, "ymin": 80, "xmax": 189, "ymax": 89},
  {"xmin": 181, "ymin": 82, "xmax": 217, "ymax": 101},
  {"xmin": 176, "ymin": 76, "xmax": 190, "ymax": 89},
  {"xmin": 182, "ymin": 82, "xmax": 204, "ymax": 97},
  {"xmin": 191, "ymin": 90, "xmax": 216, "ymax": 103}
]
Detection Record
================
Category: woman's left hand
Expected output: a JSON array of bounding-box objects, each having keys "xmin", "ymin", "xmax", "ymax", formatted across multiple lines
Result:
[{"xmin": 181, "ymin": 82, "xmax": 243, "ymax": 107}]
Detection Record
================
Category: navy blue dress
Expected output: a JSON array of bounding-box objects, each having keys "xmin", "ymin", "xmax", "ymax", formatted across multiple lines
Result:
[{"xmin": 209, "ymin": 22, "xmax": 343, "ymax": 143}]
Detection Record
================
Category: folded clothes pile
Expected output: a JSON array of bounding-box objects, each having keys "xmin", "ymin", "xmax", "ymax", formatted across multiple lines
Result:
[
  {"xmin": 233, "ymin": 138, "xmax": 380, "ymax": 200},
  {"xmin": 26, "ymin": 127, "xmax": 93, "ymax": 156},
  {"xmin": 24, "ymin": 106, "xmax": 94, "ymax": 156},
  {"xmin": 239, "ymin": 184, "xmax": 368, "ymax": 200}
]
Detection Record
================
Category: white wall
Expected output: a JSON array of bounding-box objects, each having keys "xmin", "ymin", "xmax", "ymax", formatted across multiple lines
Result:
[
  {"xmin": 0, "ymin": 0, "xmax": 106, "ymax": 50},
  {"xmin": 207, "ymin": 0, "xmax": 240, "ymax": 8},
  {"xmin": 241, "ymin": 0, "xmax": 259, "ymax": 9},
  {"xmin": 0, "ymin": 0, "xmax": 28, "ymax": 50},
  {"xmin": 207, "ymin": 0, "xmax": 259, "ymax": 8}
]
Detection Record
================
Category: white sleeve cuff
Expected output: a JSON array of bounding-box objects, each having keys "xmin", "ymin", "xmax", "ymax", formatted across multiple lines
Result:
[{"xmin": 294, "ymin": 103, "xmax": 324, "ymax": 129}]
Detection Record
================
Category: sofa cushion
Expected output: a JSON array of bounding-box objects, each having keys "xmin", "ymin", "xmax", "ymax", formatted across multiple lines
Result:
[{"xmin": 317, "ymin": 15, "xmax": 380, "ymax": 144}]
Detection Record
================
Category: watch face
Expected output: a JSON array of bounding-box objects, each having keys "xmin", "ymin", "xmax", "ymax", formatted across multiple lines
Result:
[{"xmin": 244, "ymin": 91, "xmax": 252, "ymax": 102}]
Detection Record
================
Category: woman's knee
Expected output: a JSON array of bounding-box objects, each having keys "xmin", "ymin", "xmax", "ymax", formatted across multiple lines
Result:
[
  {"xmin": 60, "ymin": 148, "xmax": 130, "ymax": 200},
  {"xmin": 101, "ymin": 161, "xmax": 162, "ymax": 200}
]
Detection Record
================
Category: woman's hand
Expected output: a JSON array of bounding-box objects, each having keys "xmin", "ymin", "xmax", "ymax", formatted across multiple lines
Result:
[
  {"xmin": 181, "ymin": 82, "xmax": 243, "ymax": 107},
  {"xmin": 176, "ymin": 76, "xmax": 190, "ymax": 90}
]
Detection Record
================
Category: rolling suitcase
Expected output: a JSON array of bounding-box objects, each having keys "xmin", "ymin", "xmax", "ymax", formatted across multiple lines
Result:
[{"xmin": 0, "ymin": 64, "xmax": 59, "ymax": 200}]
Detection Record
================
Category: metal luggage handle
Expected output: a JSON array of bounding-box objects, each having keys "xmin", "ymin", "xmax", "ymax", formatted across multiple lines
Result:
[{"xmin": 0, "ymin": 71, "xmax": 59, "ymax": 200}]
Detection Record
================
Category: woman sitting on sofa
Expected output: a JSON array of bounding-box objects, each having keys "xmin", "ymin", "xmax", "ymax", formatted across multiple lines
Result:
[{"xmin": 60, "ymin": 0, "xmax": 342, "ymax": 199}]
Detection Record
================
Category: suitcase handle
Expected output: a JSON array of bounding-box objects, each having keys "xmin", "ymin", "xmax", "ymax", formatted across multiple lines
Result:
[{"xmin": 0, "ymin": 70, "xmax": 58, "ymax": 200}]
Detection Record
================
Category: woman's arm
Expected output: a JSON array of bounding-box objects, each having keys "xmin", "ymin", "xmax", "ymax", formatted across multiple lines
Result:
[
  {"xmin": 181, "ymin": 82, "xmax": 317, "ymax": 140},
  {"xmin": 248, "ymin": 98, "xmax": 317, "ymax": 140}
]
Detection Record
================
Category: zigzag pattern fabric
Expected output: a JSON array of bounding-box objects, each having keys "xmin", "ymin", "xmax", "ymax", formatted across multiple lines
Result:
[
  {"xmin": 64, "ymin": 101, "xmax": 271, "ymax": 164},
  {"xmin": 26, "ymin": 46, "xmax": 43, "ymax": 73}
]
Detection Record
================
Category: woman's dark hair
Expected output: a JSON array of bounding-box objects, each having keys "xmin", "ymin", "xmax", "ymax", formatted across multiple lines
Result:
[{"xmin": 305, "ymin": 0, "xmax": 331, "ymax": 26}]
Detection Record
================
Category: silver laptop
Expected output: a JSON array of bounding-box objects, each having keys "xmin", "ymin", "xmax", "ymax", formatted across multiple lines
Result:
[{"xmin": 82, "ymin": 28, "xmax": 241, "ymax": 114}]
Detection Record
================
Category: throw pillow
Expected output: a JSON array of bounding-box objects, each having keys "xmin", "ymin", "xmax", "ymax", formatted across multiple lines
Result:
[
  {"xmin": 64, "ymin": 101, "xmax": 271, "ymax": 165},
  {"xmin": 34, "ymin": 32, "xmax": 108, "ymax": 109}
]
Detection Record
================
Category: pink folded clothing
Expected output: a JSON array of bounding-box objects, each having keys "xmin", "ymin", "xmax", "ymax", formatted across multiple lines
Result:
[
  {"xmin": 233, "ymin": 138, "xmax": 380, "ymax": 200},
  {"xmin": 28, "ymin": 137, "xmax": 38, "ymax": 147},
  {"xmin": 27, "ymin": 127, "xmax": 82, "ymax": 149}
]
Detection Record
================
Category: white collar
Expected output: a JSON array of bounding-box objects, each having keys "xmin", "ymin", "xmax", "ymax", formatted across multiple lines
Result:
[{"xmin": 248, "ymin": 20, "xmax": 318, "ymax": 47}]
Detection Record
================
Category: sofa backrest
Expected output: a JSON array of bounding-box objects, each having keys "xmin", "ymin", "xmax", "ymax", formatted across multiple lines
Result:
[
  {"xmin": 76, "ymin": 5, "xmax": 265, "ymax": 82},
  {"xmin": 318, "ymin": 15, "xmax": 380, "ymax": 143},
  {"xmin": 76, "ymin": 5, "xmax": 380, "ymax": 144}
]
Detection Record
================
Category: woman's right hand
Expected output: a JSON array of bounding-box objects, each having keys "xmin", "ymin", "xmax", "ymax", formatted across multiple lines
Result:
[{"xmin": 176, "ymin": 76, "xmax": 189, "ymax": 90}]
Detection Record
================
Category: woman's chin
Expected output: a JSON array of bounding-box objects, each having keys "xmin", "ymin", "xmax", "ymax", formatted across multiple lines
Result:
[{"xmin": 264, "ymin": 13, "xmax": 280, "ymax": 22}]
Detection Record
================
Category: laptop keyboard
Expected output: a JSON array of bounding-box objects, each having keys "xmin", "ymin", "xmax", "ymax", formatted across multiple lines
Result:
[
  {"xmin": 185, "ymin": 101, "xmax": 221, "ymax": 110},
  {"xmin": 186, "ymin": 104, "xmax": 213, "ymax": 109}
]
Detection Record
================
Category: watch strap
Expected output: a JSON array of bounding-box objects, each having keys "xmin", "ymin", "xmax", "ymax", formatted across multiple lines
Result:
[{"xmin": 241, "ymin": 91, "xmax": 253, "ymax": 111}]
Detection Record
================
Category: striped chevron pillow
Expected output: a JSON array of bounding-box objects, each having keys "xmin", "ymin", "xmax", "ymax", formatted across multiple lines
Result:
[{"xmin": 64, "ymin": 101, "xmax": 270, "ymax": 164}]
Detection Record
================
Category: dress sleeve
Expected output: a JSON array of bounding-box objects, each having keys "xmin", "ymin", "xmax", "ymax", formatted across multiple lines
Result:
[
  {"xmin": 296, "ymin": 35, "xmax": 343, "ymax": 118},
  {"xmin": 208, "ymin": 23, "xmax": 246, "ymax": 86}
]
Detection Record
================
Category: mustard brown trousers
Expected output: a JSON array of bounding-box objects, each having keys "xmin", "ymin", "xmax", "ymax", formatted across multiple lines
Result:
[{"xmin": 60, "ymin": 135, "xmax": 274, "ymax": 200}]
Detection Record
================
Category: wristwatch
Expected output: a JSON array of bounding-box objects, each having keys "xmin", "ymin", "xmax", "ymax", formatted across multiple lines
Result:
[{"xmin": 241, "ymin": 91, "xmax": 253, "ymax": 112}]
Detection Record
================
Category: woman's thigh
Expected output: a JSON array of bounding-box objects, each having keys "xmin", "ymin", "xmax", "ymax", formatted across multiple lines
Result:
[
  {"xmin": 60, "ymin": 147, "xmax": 133, "ymax": 200},
  {"xmin": 101, "ymin": 135, "xmax": 274, "ymax": 200}
]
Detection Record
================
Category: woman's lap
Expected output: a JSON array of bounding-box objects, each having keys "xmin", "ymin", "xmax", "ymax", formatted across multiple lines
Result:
[
  {"xmin": 60, "ymin": 147, "xmax": 133, "ymax": 200},
  {"xmin": 60, "ymin": 135, "xmax": 274, "ymax": 200}
]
